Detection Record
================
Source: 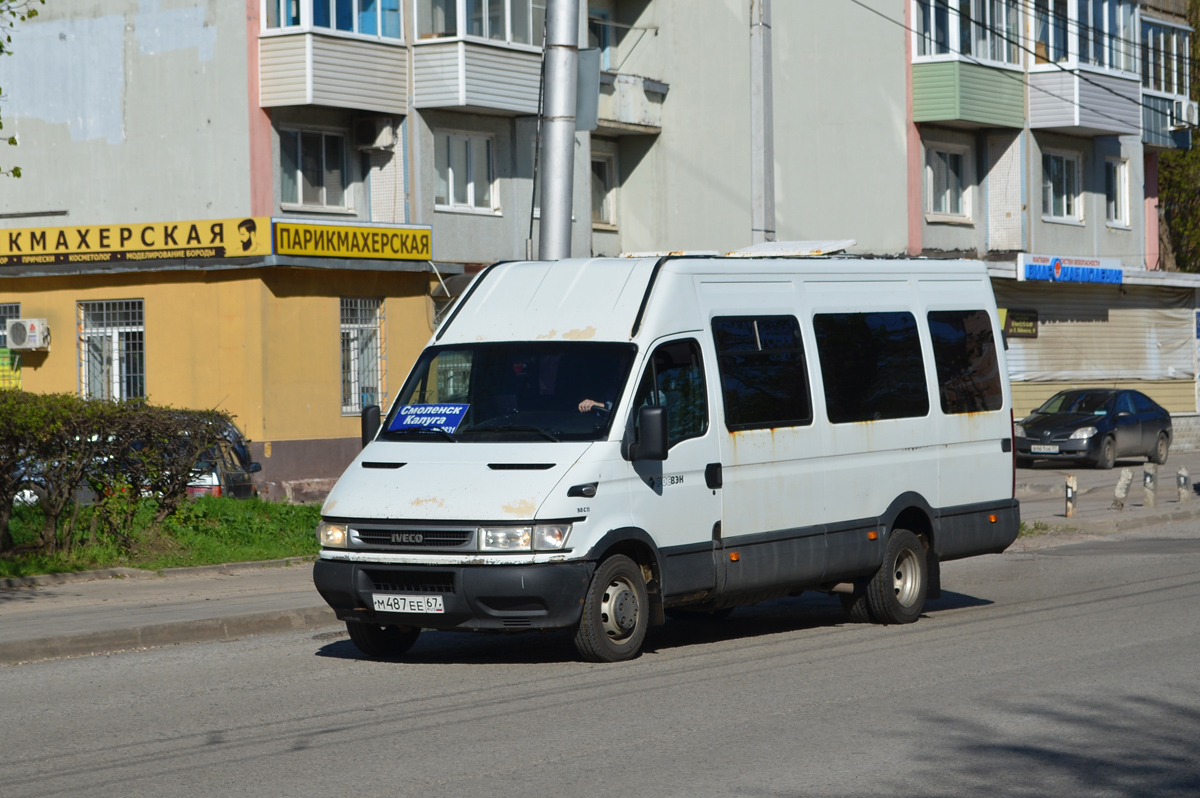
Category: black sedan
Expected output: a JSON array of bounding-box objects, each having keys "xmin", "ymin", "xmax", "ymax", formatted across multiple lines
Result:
[{"xmin": 1015, "ymin": 389, "xmax": 1172, "ymax": 469}]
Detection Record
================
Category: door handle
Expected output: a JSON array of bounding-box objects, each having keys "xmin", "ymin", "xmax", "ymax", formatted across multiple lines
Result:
[{"xmin": 705, "ymin": 463, "xmax": 723, "ymax": 489}]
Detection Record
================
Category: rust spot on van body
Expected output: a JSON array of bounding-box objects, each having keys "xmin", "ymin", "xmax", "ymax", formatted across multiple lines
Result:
[
  {"xmin": 563, "ymin": 326, "xmax": 597, "ymax": 340},
  {"xmin": 502, "ymin": 499, "xmax": 537, "ymax": 515},
  {"xmin": 411, "ymin": 497, "xmax": 445, "ymax": 508},
  {"xmin": 536, "ymin": 330, "xmax": 559, "ymax": 340}
]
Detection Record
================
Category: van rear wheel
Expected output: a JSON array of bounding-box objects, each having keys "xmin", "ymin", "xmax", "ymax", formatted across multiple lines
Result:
[
  {"xmin": 346, "ymin": 621, "xmax": 420, "ymax": 659},
  {"xmin": 866, "ymin": 529, "xmax": 927, "ymax": 625},
  {"xmin": 573, "ymin": 554, "xmax": 649, "ymax": 662}
]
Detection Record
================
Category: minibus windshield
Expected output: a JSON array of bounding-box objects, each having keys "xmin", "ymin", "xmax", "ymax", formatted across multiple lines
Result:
[{"xmin": 380, "ymin": 342, "xmax": 638, "ymax": 442}]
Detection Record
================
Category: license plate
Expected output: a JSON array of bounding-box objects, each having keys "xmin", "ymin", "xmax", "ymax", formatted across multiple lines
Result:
[
  {"xmin": 1030, "ymin": 444, "xmax": 1059, "ymax": 454},
  {"xmin": 373, "ymin": 594, "xmax": 445, "ymax": 614}
]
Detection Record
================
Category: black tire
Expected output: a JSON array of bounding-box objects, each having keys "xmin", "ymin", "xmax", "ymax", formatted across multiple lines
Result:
[
  {"xmin": 865, "ymin": 529, "xmax": 927, "ymax": 625},
  {"xmin": 1016, "ymin": 456, "xmax": 1034, "ymax": 469},
  {"xmin": 1151, "ymin": 432, "xmax": 1169, "ymax": 465},
  {"xmin": 665, "ymin": 606, "xmax": 735, "ymax": 622},
  {"xmin": 573, "ymin": 554, "xmax": 649, "ymax": 662},
  {"xmin": 345, "ymin": 621, "xmax": 421, "ymax": 659},
  {"xmin": 839, "ymin": 586, "xmax": 873, "ymax": 623},
  {"xmin": 1095, "ymin": 436, "xmax": 1116, "ymax": 470}
]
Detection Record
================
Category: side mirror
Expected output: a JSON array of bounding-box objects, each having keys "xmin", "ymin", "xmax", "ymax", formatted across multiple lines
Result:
[
  {"xmin": 1116, "ymin": 410, "xmax": 1132, "ymax": 418},
  {"xmin": 630, "ymin": 405, "xmax": 669, "ymax": 461},
  {"xmin": 362, "ymin": 405, "xmax": 381, "ymax": 449},
  {"xmin": 248, "ymin": 462, "xmax": 262, "ymax": 474}
]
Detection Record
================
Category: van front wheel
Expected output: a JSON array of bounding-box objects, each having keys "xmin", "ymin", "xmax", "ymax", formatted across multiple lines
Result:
[
  {"xmin": 866, "ymin": 529, "xmax": 927, "ymax": 625},
  {"xmin": 346, "ymin": 621, "xmax": 420, "ymax": 659},
  {"xmin": 574, "ymin": 554, "xmax": 649, "ymax": 662}
]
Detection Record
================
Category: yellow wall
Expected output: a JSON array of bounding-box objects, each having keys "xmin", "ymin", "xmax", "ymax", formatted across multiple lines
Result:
[
  {"xmin": 0, "ymin": 267, "xmax": 435, "ymax": 442},
  {"xmin": 1013, "ymin": 380, "xmax": 1197, "ymax": 418}
]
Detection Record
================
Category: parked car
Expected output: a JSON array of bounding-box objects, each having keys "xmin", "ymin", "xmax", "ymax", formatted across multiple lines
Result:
[
  {"xmin": 1015, "ymin": 389, "xmax": 1172, "ymax": 469},
  {"xmin": 187, "ymin": 429, "xmax": 262, "ymax": 499}
]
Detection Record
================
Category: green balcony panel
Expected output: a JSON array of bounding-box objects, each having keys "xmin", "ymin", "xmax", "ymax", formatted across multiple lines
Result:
[{"xmin": 913, "ymin": 61, "xmax": 1024, "ymax": 129}]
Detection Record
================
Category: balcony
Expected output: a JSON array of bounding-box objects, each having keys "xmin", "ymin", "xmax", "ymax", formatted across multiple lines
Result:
[
  {"xmin": 911, "ymin": 61, "xmax": 1024, "ymax": 129},
  {"xmin": 412, "ymin": 39, "xmax": 541, "ymax": 115},
  {"xmin": 596, "ymin": 73, "xmax": 667, "ymax": 135},
  {"xmin": 1143, "ymin": 95, "xmax": 1194, "ymax": 150},
  {"xmin": 1027, "ymin": 68, "xmax": 1141, "ymax": 136},
  {"xmin": 259, "ymin": 32, "xmax": 408, "ymax": 115}
]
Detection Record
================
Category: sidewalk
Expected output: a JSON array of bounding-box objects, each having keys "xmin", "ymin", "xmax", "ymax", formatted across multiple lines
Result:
[{"xmin": 5, "ymin": 450, "xmax": 1200, "ymax": 666}]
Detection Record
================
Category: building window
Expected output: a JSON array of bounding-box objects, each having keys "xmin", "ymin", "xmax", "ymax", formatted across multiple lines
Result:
[
  {"xmin": 1033, "ymin": 0, "xmax": 1069, "ymax": 64},
  {"xmin": 281, "ymin": 130, "xmax": 349, "ymax": 210},
  {"xmin": 435, "ymin": 132, "xmax": 495, "ymax": 212},
  {"xmin": 1143, "ymin": 21, "xmax": 1190, "ymax": 97},
  {"xmin": 1042, "ymin": 152, "xmax": 1080, "ymax": 221},
  {"xmin": 265, "ymin": 0, "xmax": 401, "ymax": 38},
  {"xmin": 927, "ymin": 147, "xmax": 967, "ymax": 218},
  {"xmin": 417, "ymin": 0, "xmax": 545, "ymax": 44},
  {"xmin": 341, "ymin": 298, "xmax": 384, "ymax": 414},
  {"xmin": 1105, "ymin": 159, "xmax": 1129, "ymax": 226},
  {"xmin": 78, "ymin": 300, "xmax": 145, "ymax": 401},
  {"xmin": 813, "ymin": 312, "xmax": 930, "ymax": 424},
  {"xmin": 591, "ymin": 154, "xmax": 616, "ymax": 227},
  {"xmin": 0, "ymin": 302, "xmax": 19, "ymax": 349},
  {"xmin": 914, "ymin": 0, "xmax": 1019, "ymax": 65},
  {"xmin": 1077, "ymin": 0, "xmax": 1137, "ymax": 72}
]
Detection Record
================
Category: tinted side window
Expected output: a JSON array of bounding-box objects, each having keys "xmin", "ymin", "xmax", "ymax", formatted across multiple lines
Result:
[
  {"xmin": 1132, "ymin": 392, "xmax": 1157, "ymax": 413},
  {"xmin": 631, "ymin": 339, "xmax": 708, "ymax": 447},
  {"xmin": 711, "ymin": 316, "xmax": 812, "ymax": 430},
  {"xmin": 813, "ymin": 312, "xmax": 930, "ymax": 423},
  {"xmin": 927, "ymin": 310, "xmax": 1003, "ymax": 414},
  {"xmin": 1118, "ymin": 393, "xmax": 1137, "ymax": 414}
]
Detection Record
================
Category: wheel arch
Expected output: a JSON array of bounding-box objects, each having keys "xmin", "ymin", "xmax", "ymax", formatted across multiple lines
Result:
[
  {"xmin": 584, "ymin": 527, "xmax": 663, "ymax": 597},
  {"xmin": 881, "ymin": 492, "xmax": 935, "ymax": 552}
]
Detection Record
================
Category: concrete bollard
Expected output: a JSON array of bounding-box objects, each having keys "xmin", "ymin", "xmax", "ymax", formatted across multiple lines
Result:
[
  {"xmin": 1178, "ymin": 467, "xmax": 1191, "ymax": 504},
  {"xmin": 1144, "ymin": 463, "xmax": 1158, "ymax": 509},
  {"xmin": 1111, "ymin": 468, "xmax": 1133, "ymax": 511},
  {"xmin": 1065, "ymin": 475, "xmax": 1077, "ymax": 518}
]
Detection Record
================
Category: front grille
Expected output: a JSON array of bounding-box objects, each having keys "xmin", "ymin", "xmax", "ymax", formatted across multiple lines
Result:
[
  {"xmin": 502, "ymin": 618, "xmax": 532, "ymax": 628},
  {"xmin": 354, "ymin": 528, "xmax": 474, "ymax": 548},
  {"xmin": 364, "ymin": 569, "xmax": 456, "ymax": 594}
]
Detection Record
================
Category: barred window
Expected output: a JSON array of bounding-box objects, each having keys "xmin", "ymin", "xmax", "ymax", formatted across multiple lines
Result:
[
  {"xmin": 341, "ymin": 298, "xmax": 385, "ymax": 414},
  {"xmin": 78, "ymin": 300, "xmax": 145, "ymax": 401},
  {"xmin": 0, "ymin": 302, "xmax": 19, "ymax": 349}
]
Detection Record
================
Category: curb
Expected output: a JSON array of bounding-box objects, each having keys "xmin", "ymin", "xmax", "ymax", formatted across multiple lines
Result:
[
  {"xmin": 0, "ymin": 556, "xmax": 317, "ymax": 591},
  {"xmin": 0, "ymin": 605, "xmax": 340, "ymax": 666},
  {"xmin": 1050, "ymin": 506, "xmax": 1200, "ymax": 535}
]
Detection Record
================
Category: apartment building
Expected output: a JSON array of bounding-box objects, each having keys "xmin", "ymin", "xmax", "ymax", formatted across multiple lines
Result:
[{"xmin": 2, "ymin": 0, "xmax": 1200, "ymax": 495}]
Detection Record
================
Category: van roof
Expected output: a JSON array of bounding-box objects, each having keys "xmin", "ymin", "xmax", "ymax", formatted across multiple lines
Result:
[{"xmin": 435, "ymin": 256, "xmax": 991, "ymax": 346}]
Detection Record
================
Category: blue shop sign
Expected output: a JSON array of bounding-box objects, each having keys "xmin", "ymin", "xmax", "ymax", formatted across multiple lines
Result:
[{"xmin": 1018, "ymin": 254, "xmax": 1123, "ymax": 285}]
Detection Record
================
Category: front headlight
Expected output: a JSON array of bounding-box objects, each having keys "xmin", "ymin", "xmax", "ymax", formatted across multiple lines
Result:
[
  {"xmin": 1069, "ymin": 426, "xmax": 1098, "ymax": 440},
  {"xmin": 317, "ymin": 521, "xmax": 348, "ymax": 548},
  {"xmin": 1014, "ymin": 424, "xmax": 1027, "ymax": 438},
  {"xmin": 478, "ymin": 524, "xmax": 573, "ymax": 552}
]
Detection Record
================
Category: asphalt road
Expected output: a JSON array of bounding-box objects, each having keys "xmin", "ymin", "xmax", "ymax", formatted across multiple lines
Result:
[{"xmin": 4, "ymin": 524, "xmax": 1200, "ymax": 798}]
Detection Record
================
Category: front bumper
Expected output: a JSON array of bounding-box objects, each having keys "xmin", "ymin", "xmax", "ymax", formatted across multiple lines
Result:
[
  {"xmin": 313, "ymin": 558, "xmax": 594, "ymax": 631},
  {"xmin": 1016, "ymin": 436, "xmax": 1100, "ymax": 461}
]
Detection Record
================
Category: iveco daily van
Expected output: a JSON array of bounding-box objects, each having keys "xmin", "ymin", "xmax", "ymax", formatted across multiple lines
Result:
[{"xmin": 314, "ymin": 255, "xmax": 1020, "ymax": 662}]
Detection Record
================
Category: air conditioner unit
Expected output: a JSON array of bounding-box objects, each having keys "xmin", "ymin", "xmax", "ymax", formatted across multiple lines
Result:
[
  {"xmin": 1169, "ymin": 100, "xmax": 1196, "ymax": 132},
  {"xmin": 6, "ymin": 318, "xmax": 50, "ymax": 350},
  {"xmin": 354, "ymin": 117, "xmax": 395, "ymax": 151}
]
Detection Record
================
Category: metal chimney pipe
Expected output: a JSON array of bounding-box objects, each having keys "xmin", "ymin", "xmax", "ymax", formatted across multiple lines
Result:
[
  {"xmin": 537, "ymin": 0, "xmax": 579, "ymax": 261},
  {"xmin": 750, "ymin": 0, "xmax": 776, "ymax": 244}
]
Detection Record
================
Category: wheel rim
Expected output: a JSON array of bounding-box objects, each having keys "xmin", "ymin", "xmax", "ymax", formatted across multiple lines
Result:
[
  {"xmin": 1158, "ymin": 436, "xmax": 1167, "ymax": 460},
  {"xmin": 1105, "ymin": 440, "xmax": 1114, "ymax": 464},
  {"xmin": 893, "ymin": 548, "xmax": 921, "ymax": 607},
  {"xmin": 600, "ymin": 575, "xmax": 640, "ymax": 641}
]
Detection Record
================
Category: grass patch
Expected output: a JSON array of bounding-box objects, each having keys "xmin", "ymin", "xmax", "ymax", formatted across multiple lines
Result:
[
  {"xmin": 0, "ymin": 497, "xmax": 320, "ymax": 578},
  {"xmin": 1018, "ymin": 520, "xmax": 1053, "ymax": 537}
]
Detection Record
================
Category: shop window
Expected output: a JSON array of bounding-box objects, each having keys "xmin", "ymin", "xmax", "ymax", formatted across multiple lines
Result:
[
  {"xmin": 591, "ymin": 154, "xmax": 616, "ymax": 227},
  {"xmin": 1042, "ymin": 152, "xmax": 1080, "ymax": 221},
  {"xmin": 0, "ymin": 302, "xmax": 19, "ymax": 349},
  {"xmin": 927, "ymin": 310, "xmax": 1003, "ymax": 414},
  {"xmin": 78, "ymin": 300, "xmax": 145, "ymax": 401},
  {"xmin": 813, "ymin": 312, "xmax": 930, "ymax": 423},
  {"xmin": 1105, "ymin": 159, "xmax": 1129, "ymax": 227},
  {"xmin": 0, "ymin": 302, "xmax": 20, "ymax": 390},
  {"xmin": 927, "ymin": 146, "xmax": 968, "ymax": 219},
  {"xmin": 435, "ymin": 132, "xmax": 496, "ymax": 212},
  {"xmin": 342, "ymin": 298, "xmax": 384, "ymax": 414},
  {"xmin": 631, "ymin": 339, "xmax": 708, "ymax": 447},
  {"xmin": 712, "ymin": 316, "xmax": 812, "ymax": 431},
  {"xmin": 281, "ymin": 130, "xmax": 349, "ymax": 210}
]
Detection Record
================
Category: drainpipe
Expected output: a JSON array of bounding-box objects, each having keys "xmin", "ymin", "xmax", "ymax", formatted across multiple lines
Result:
[
  {"xmin": 750, "ymin": 0, "xmax": 776, "ymax": 244},
  {"xmin": 538, "ymin": 0, "xmax": 580, "ymax": 261}
]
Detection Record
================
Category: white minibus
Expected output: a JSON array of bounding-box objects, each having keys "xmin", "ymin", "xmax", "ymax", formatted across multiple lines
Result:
[{"xmin": 314, "ymin": 255, "xmax": 1020, "ymax": 661}]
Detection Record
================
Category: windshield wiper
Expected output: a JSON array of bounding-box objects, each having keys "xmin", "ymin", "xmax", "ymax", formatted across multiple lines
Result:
[
  {"xmin": 387, "ymin": 427, "xmax": 457, "ymax": 442},
  {"xmin": 463, "ymin": 424, "xmax": 560, "ymax": 442}
]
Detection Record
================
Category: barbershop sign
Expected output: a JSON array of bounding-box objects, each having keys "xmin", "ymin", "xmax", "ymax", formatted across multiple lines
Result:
[
  {"xmin": 0, "ymin": 217, "xmax": 432, "ymax": 267},
  {"xmin": 1017, "ymin": 253, "xmax": 1123, "ymax": 285}
]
